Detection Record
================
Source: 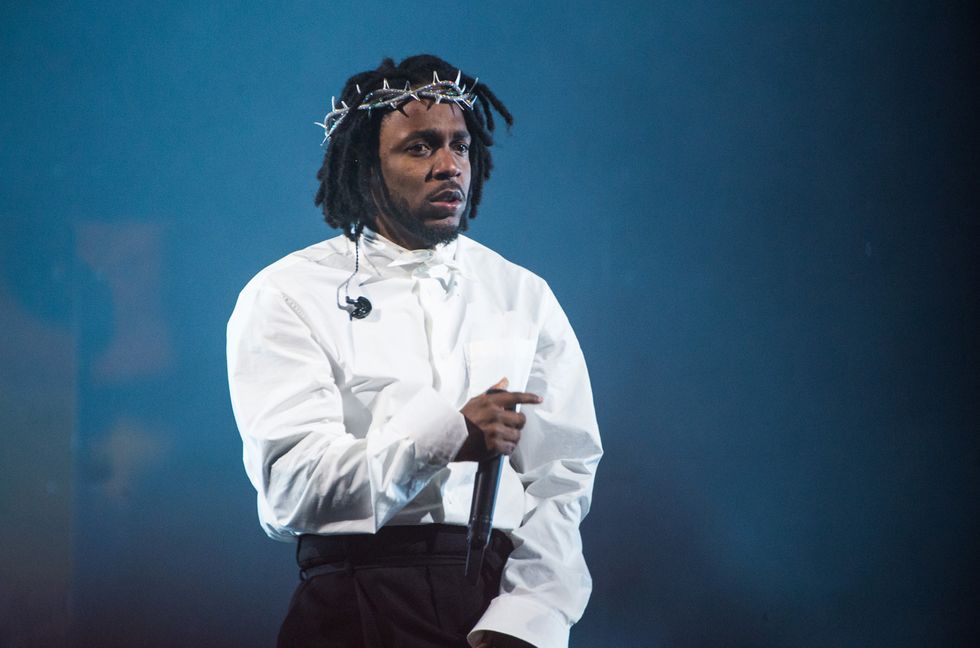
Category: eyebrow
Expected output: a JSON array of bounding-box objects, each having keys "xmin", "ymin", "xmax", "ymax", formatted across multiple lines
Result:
[{"xmin": 402, "ymin": 128, "xmax": 471, "ymax": 142}]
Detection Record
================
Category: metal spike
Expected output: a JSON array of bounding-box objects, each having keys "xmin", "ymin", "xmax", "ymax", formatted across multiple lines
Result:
[
  {"xmin": 404, "ymin": 81, "xmax": 411, "ymax": 91},
  {"xmin": 383, "ymin": 78, "xmax": 389, "ymax": 89},
  {"xmin": 356, "ymin": 84, "xmax": 361, "ymax": 94},
  {"xmin": 455, "ymin": 70, "xmax": 461, "ymax": 86},
  {"xmin": 341, "ymin": 100, "xmax": 348, "ymax": 109},
  {"xmin": 433, "ymin": 71, "xmax": 440, "ymax": 83},
  {"xmin": 331, "ymin": 96, "xmax": 337, "ymax": 110}
]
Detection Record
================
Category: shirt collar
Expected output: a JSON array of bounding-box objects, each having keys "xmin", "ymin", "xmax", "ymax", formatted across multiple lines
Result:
[{"xmin": 358, "ymin": 226, "xmax": 468, "ymax": 279}]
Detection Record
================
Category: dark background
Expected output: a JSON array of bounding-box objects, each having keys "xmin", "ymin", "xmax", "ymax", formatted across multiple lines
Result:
[{"xmin": 1, "ymin": 2, "xmax": 977, "ymax": 646}]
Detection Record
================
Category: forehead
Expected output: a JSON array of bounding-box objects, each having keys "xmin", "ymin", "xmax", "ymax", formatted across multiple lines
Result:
[{"xmin": 379, "ymin": 101, "xmax": 470, "ymax": 141}]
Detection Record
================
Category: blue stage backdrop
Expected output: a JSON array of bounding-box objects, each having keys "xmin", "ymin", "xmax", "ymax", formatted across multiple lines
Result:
[{"xmin": 1, "ymin": 2, "xmax": 977, "ymax": 646}]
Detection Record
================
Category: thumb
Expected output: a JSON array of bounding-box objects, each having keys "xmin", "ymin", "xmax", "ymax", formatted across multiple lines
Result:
[
  {"xmin": 489, "ymin": 377, "xmax": 509, "ymax": 391},
  {"xmin": 476, "ymin": 631, "xmax": 496, "ymax": 648}
]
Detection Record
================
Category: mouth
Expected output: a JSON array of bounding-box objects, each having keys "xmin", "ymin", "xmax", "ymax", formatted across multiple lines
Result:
[{"xmin": 428, "ymin": 187, "xmax": 466, "ymax": 212}]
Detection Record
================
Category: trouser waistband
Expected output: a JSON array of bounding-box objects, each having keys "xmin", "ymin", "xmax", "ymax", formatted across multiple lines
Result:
[{"xmin": 297, "ymin": 524, "xmax": 513, "ymax": 574}]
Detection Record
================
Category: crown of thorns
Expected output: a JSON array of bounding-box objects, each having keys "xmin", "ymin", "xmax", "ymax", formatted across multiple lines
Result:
[{"xmin": 314, "ymin": 70, "xmax": 478, "ymax": 145}]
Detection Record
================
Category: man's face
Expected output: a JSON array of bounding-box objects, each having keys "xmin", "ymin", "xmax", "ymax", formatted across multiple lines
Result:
[{"xmin": 374, "ymin": 100, "xmax": 472, "ymax": 249}]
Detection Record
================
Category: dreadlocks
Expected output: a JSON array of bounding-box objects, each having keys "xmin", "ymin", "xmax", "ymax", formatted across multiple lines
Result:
[{"xmin": 313, "ymin": 54, "xmax": 513, "ymax": 240}]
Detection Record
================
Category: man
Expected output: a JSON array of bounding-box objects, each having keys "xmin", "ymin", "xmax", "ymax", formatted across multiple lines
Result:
[{"xmin": 227, "ymin": 54, "xmax": 602, "ymax": 648}]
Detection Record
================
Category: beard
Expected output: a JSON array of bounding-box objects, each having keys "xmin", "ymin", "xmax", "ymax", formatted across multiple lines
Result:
[{"xmin": 382, "ymin": 192, "xmax": 467, "ymax": 248}]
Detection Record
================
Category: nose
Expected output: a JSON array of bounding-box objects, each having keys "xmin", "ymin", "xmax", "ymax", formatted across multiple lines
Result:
[{"xmin": 431, "ymin": 146, "xmax": 462, "ymax": 180}]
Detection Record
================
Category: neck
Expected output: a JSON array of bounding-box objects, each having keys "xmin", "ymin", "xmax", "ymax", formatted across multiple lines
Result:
[{"xmin": 371, "ymin": 213, "xmax": 433, "ymax": 251}]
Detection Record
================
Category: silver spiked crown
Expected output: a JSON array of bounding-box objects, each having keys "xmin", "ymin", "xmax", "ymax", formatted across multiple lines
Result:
[{"xmin": 314, "ymin": 70, "xmax": 478, "ymax": 145}]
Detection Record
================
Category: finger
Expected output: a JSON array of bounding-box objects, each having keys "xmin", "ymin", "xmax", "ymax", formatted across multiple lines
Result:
[
  {"xmin": 496, "ymin": 410, "xmax": 527, "ymax": 430},
  {"xmin": 487, "ymin": 423, "xmax": 521, "ymax": 445},
  {"xmin": 490, "ymin": 391, "xmax": 543, "ymax": 408},
  {"xmin": 496, "ymin": 441, "xmax": 518, "ymax": 455},
  {"xmin": 484, "ymin": 431, "xmax": 519, "ymax": 455}
]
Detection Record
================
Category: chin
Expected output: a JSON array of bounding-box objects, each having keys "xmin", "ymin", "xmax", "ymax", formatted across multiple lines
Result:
[
  {"xmin": 383, "ymin": 197, "xmax": 466, "ymax": 247},
  {"xmin": 417, "ymin": 208, "xmax": 465, "ymax": 242},
  {"xmin": 426, "ymin": 213, "xmax": 461, "ymax": 229},
  {"xmin": 420, "ymin": 221, "xmax": 462, "ymax": 246}
]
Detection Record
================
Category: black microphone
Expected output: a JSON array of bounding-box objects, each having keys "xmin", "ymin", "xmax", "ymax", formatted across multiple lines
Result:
[
  {"xmin": 464, "ymin": 388, "xmax": 511, "ymax": 584},
  {"xmin": 345, "ymin": 295, "xmax": 372, "ymax": 320}
]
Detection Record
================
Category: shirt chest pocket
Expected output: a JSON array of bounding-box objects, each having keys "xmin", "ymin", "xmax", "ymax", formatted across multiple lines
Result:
[{"xmin": 464, "ymin": 338, "xmax": 537, "ymax": 400}]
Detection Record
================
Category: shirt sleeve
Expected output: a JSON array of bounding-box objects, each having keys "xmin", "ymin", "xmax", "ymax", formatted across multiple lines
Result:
[
  {"xmin": 226, "ymin": 280, "xmax": 469, "ymax": 538},
  {"xmin": 469, "ymin": 285, "xmax": 604, "ymax": 648}
]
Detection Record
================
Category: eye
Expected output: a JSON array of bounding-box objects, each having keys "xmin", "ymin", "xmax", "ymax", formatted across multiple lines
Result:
[
  {"xmin": 406, "ymin": 142, "xmax": 431, "ymax": 155},
  {"xmin": 454, "ymin": 142, "xmax": 470, "ymax": 154}
]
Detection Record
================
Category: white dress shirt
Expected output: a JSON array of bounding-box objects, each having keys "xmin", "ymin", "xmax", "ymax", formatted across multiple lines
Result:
[{"xmin": 227, "ymin": 228, "xmax": 602, "ymax": 648}]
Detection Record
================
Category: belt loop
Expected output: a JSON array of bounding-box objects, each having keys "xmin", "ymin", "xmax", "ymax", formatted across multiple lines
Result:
[
  {"xmin": 297, "ymin": 536, "xmax": 307, "ymax": 580},
  {"xmin": 426, "ymin": 524, "xmax": 437, "ymax": 554},
  {"xmin": 343, "ymin": 536, "xmax": 355, "ymax": 576}
]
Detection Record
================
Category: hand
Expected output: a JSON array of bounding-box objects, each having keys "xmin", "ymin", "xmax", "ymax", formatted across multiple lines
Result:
[
  {"xmin": 475, "ymin": 631, "xmax": 537, "ymax": 648},
  {"xmin": 455, "ymin": 378, "xmax": 542, "ymax": 463}
]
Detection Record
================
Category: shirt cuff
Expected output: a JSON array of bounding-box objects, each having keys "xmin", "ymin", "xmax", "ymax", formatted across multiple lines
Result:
[
  {"xmin": 390, "ymin": 386, "xmax": 469, "ymax": 467},
  {"xmin": 469, "ymin": 595, "xmax": 570, "ymax": 648}
]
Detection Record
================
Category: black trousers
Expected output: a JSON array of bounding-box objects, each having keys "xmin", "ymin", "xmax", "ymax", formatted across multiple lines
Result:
[{"xmin": 279, "ymin": 524, "xmax": 514, "ymax": 648}]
